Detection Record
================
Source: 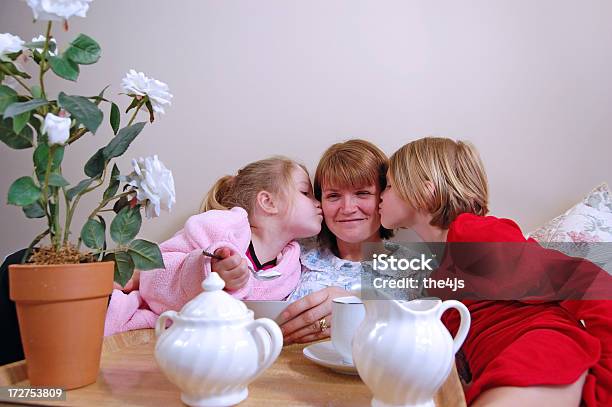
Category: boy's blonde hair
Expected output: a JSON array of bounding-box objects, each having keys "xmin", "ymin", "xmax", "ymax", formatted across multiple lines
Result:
[
  {"xmin": 389, "ymin": 137, "xmax": 489, "ymax": 228},
  {"xmin": 314, "ymin": 139, "xmax": 393, "ymax": 249},
  {"xmin": 201, "ymin": 156, "xmax": 307, "ymax": 215}
]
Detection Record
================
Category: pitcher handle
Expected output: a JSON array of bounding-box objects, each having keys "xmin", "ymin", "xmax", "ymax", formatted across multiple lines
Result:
[
  {"xmin": 437, "ymin": 300, "xmax": 471, "ymax": 354},
  {"xmin": 247, "ymin": 318, "xmax": 283, "ymax": 372},
  {"xmin": 155, "ymin": 310, "xmax": 177, "ymax": 338}
]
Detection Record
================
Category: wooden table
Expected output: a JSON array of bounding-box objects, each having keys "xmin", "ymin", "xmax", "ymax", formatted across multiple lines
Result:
[{"xmin": 0, "ymin": 329, "xmax": 466, "ymax": 406}]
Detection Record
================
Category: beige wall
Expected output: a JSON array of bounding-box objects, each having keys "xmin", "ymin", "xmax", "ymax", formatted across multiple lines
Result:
[{"xmin": 1, "ymin": 0, "xmax": 611, "ymax": 256}]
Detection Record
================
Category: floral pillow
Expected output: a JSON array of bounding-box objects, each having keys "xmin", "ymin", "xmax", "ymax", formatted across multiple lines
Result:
[
  {"xmin": 529, "ymin": 183, "xmax": 612, "ymax": 243},
  {"xmin": 583, "ymin": 183, "xmax": 612, "ymax": 213}
]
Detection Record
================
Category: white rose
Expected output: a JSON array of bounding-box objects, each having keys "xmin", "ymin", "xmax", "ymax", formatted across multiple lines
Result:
[
  {"xmin": 25, "ymin": 0, "xmax": 93, "ymax": 21},
  {"xmin": 0, "ymin": 33, "xmax": 25, "ymax": 62},
  {"xmin": 126, "ymin": 155, "xmax": 176, "ymax": 218},
  {"xmin": 42, "ymin": 113, "xmax": 71, "ymax": 145},
  {"xmin": 122, "ymin": 70, "xmax": 173, "ymax": 115},
  {"xmin": 31, "ymin": 35, "xmax": 58, "ymax": 56}
]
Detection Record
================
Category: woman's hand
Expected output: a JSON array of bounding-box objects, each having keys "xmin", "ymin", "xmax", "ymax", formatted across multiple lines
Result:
[
  {"xmin": 210, "ymin": 247, "xmax": 250, "ymax": 291},
  {"xmin": 278, "ymin": 286, "xmax": 351, "ymax": 345}
]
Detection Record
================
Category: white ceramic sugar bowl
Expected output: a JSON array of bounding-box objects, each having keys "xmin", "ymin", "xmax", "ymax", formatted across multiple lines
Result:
[{"xmin": 154, "ymin": 272, "xmax": 283, "ymax": 407}]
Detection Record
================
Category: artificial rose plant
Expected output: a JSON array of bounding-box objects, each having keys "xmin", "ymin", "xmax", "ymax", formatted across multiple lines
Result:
[{"xmin": 0, "ymin": 0, "xmax": 176, "ymax": 286}]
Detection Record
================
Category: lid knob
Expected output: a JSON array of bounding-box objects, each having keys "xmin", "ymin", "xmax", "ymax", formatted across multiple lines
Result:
[{"xmin": 202, "ymin": 272, "xmax": 226, "ymax": 292}]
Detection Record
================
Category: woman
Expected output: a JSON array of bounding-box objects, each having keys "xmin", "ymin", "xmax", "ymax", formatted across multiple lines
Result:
[{"xmin": 212, "ymin": 139, "xmax": 392, "ymax": 344}]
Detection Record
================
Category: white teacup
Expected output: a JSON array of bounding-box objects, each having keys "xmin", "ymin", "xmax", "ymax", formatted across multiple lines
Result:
[
  {"xmin": 331, "ymin": 296, "xmax": 365, "ymax": 365},
  {"xmin": 244, "ymin": 300, "xmax": 289, "ymax": 323}
]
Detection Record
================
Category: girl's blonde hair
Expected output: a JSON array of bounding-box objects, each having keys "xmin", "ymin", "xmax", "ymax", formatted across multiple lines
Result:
[
  {"xmin": 201, "ymin": 156, "xmax": 307, "ymax": 215},
  {"xmin": 314, "ymin": 139, "xmax": 393, "ymax": 249},
  {"xmin": 389, "ymin": 137, "xmax": 489, "ymax": 228}
]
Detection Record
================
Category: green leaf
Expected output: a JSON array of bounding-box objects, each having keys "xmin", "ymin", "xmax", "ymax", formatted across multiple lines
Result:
[
  {"xmin": 91, "ymin": 85, "xmax": 110, "ymax": 106},
  {"xmin": 113, "ymin": 195, "xmax": 130, "ymax": 213},
  {"xmin": 30, "ymin": 85, "xmax": 43, "ymax": 99},
  {"xmin": 48, "ymin": 173, "xmax": 69, "ymax": 187},
  {"xmin": 128, "ymin": 239, "xmax": 164, "ymax": 270},
  {"xmin": 97, "ymin": 215, "xmax": 107, "ymax": 254},
  {"xmin": 12, "ymin": 111, "xmax": 30, "ymax": 134},
  {"xmin": 0, "ymin": 85, "xmax": 18, "ymax": 114},
  {"xmin": 102, "ymin": 122, "xmax": 146, "ymax": 159},
  {"xmin": 103, "ymin": 164, "xmax": 120, "ymax": 201},
  {"xmin": 110, "ymin": 102, "xmax": 120, "ymax": 135},
  {"xmin": 84, "ymin": 147, "xmax": 105, "ymax": 178},
  {"xmin": 144, "ymin": 99, "xmax": 155, "ymax": 123},
  {"xmin": 80, "ymin": 218, "xmax": 105, "ymax": 249},
  {"xmin": 124, "ymin": 97, "xmax": 140, "ymax": 114},
  {"xmin": 97, "ymin": 214, "xmax": 107, "ymax": 230},
  {"xmin": 66, "ymin": 178, "xmax": 94, "ymax": 201},
  {"xmin": 3, "ymin": 99, "xmax": 48, "ymax": 119},
  {"xmin": 34, "ymin": 144, "xmax": 65, "ymax": 181},
  {"xmin": 0, "ymin": 61, "xmax": 30, "ymax": 79},
  {"xmin": 113, "ymin": 251, "xmax": 134, "ymax": 287},
  {"xmin": 110, "ymin": 206, "xmax": 142, "ymax": 245},
  {"xmin": 7, "ymin": 176, "xmax": 41, "ymax": 206},
  {"xmin": 58, "ymin": 92, "xmax": 103, "ymax": 134},
  {"xmin": 22, "ymin": 201, "xmax": 46, "ymax": 218},
  {"xmin": 49, "ymin": 55, "xmax": 79, "ymax": 81},
  {"xmin": 64, "ymin": 34, "xmax": 101, "ymax": 65},
  {"xmin": 0, "ymin": 118, "xmax": 33, "ymax": 149}
]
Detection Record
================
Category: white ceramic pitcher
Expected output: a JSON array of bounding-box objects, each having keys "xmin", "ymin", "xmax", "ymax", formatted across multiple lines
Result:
[
  {"xmin": 154, "ymin": 272, "xmax": 283, "ymax": 407},
  {"xmin": 352, "ymin": 298, "xmax": 470, "ymax": 407}
]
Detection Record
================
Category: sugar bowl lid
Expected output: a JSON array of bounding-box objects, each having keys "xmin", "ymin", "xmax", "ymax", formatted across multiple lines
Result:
[{"xmin": 178, "ymin": 272, "xmax": 249, "ymax": 319}]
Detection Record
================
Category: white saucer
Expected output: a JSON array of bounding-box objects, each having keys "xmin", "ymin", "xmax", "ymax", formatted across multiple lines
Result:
[{"xmin": 303, "ymin": 341, "xmax": 359, "ymax": 375}]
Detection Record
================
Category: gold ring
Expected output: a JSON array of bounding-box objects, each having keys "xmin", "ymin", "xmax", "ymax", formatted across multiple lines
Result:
[{"xmin": 318, "ymin": 317, "xmax": 329, "ymax": 333}]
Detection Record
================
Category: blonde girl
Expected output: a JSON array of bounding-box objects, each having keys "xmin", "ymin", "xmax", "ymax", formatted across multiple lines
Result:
[
  {"xmin": 379, "ymin": 137, "xmax": 611, "ymax": 407},
  {"xmin": 105, "ymin": 156, "xmax": 322, "ymax": 336}
]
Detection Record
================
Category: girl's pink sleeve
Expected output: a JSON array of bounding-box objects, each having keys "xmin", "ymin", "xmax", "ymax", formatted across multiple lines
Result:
[
  {"xmin": 104, "ymin": 289, "xmax": 159, "ymax": 336},
  {"xmin": 140, "ymin": 208, "xmax": 251, "ymax": 314},
  {"xmin": 139, "ymin": 247, "xmax": 208, "ymax": 315},
  {"xmin": 140, "ymin": 238, "xmax": 246, "ymax": 315}
]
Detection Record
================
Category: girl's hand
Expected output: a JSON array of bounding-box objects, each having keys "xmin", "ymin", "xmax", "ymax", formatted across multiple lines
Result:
[
  {"xmin": 211, "ymin": 247, "xmax": 250, "ymax": 291},
  {"xmin": 278, "ymin": 286, "xmax": 351, "ymax": 345}
]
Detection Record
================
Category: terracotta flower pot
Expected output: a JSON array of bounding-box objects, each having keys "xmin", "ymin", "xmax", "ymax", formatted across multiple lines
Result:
[{"xmin": 9, "ymin": 261, "xmax": 114, "ymax": 389}]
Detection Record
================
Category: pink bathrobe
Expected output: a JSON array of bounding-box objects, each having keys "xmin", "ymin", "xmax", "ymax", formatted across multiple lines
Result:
[{"xmin": 104, "ymin": 207, "xmax": 301, "ymax": 336}]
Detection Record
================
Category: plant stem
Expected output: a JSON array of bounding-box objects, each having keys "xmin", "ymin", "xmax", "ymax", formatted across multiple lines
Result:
[
  {"xmin": 62, "ymin": 186, "xmax": 70, "ymax": 245},
  {"xmin": 64, "ymin": 167, "xmax": 107, "ymax": 246},
  {"xmin": 91, "ymin": 248, "xmax": 117, "ymax": 256},
  {"xmin": 41, "ymin": 144, "xmax": 55, "ymax": 244},
  {"xmin": 87, "ymin": 191, "xmax": 132, "ymax": 221},
  {"xmin": 39, "ymin": 21, "xmax": 52, "ymax": 100},
  {"xmin": 67, "ymin": 127, "xmax": 88, "ymax": 145},
  {"xmin": 21, "ymin": 229, "xmax": 50, "ymax": 264},
  {"xmin": 127, "ymin": 100, "xmax": 144, "ymax": 126},
  {"xmin": 52, "ymin": 187, "xmax": 61, "ymax": 250},
  {"xmin": 76, "ymin": 190, "xmax": 132, "ymax": 253},
  {"xmin": 0, "ymin": 65, "xmax": 32, "ymax": 93}
]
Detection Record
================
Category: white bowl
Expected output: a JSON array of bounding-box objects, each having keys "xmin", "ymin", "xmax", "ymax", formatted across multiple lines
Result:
[{"xmin": 244, "ymin": 300, "xmax": 290, "ymax": 322}]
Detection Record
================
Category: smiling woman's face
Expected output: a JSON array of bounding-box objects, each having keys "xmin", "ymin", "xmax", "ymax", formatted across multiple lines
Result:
[{"xmin": 321, "ymin": 183, "xmax": 382, "ymax": 244}]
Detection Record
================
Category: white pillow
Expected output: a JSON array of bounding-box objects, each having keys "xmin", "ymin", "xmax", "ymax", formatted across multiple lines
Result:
[
  {"xmin": 553, "ymin": 203, "xmax": 612, "ymax": 243},
  {"xmin": 583, "ymin": 183, "xmax": 612, "ymax": 213},
  {"xmin": 529, "ymin": 184, "xmax": 612, "ymax": 275},
  {"xmin": 529, "ymin": 183, "xmax": 612, "ymax": 243}
]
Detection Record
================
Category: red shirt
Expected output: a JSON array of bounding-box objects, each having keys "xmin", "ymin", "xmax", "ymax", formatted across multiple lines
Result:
[{"xmin": 437, "ymin": 213, "xmax": 612, "ymax": 406}]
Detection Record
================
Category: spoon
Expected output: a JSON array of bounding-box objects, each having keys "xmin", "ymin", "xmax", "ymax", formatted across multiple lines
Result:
[{"xmin": 202, "ymin": 250, "xmax": 282, "ymax": 281}]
